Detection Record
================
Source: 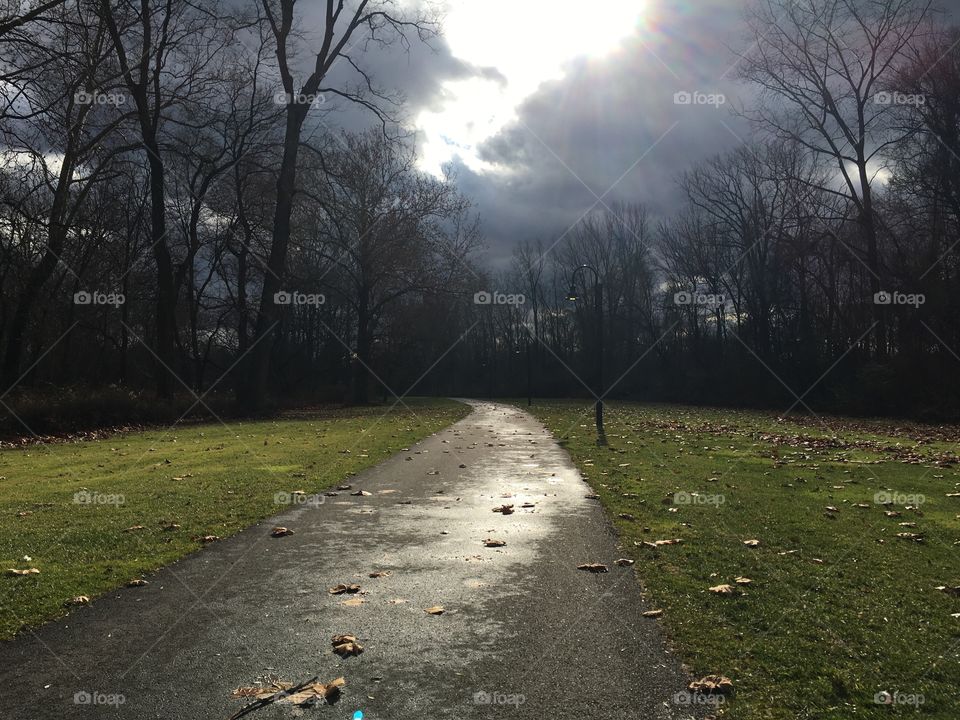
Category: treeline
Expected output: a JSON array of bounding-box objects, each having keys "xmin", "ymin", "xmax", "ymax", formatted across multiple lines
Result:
[
  {"xmin": 1, "ymin": 0, "xmax": 959, "ymax": 429},
  {"xmin": 451, "ymin": 0, "xmax": 960, "ymax": 420}
]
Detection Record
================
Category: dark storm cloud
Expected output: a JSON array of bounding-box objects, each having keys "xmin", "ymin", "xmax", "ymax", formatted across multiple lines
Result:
[
  {"xmin": 278, "ymin": 0, "xmax": 960, "ymax": 268},
  {"xmin": 466, "ymin": 0, "xmax": 753, "ymax": 266}
]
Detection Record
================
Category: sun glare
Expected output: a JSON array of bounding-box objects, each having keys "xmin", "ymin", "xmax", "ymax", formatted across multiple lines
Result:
[{"xmin": 417, "ymin": 0, "xmax": 649, "ymax": 175}]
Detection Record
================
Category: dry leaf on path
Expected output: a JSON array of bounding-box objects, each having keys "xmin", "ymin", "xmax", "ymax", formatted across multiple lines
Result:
[
  {"xmin": 331, "ymin": 635, "xmax": 363, "ymax": 657},
  {"xmin": 127, "ymin": 579, "xmax": 148, "ymax": 587},
  {"xmin": 578, "ymin": 563, "xmax": 609, "ymax": 573},
  {"xmin": 270, "ymin": 526, "xmax": 294, "ymax": 537},
  {"xmin": 615, "ymin": 558, "xmax": 635, "ymax": 566},
  {"xmin": 492, "ymin": 505, "xmax": 514, "ymax": 515},
  {"xmin": 340, "ymin": 597, "xmax": 365, "ymax": 607},
  {"xmin": 350, "ymin": 490, "xmax": 372, "ymax": 496},
  {"xmin": 483, "ymin": 538, "xmax": 506, "ymax": 547},
  {"xmin": 642, "ymin": 609, "xmax": 664, "ymax": 618},
  {"xmin": 328, "ymin": 583, "xmax": 361, "ymax": 595},
  {"xmin": 425, "ymin": 605, "xmax": 445, "ymax": 615},
  {"xmin": 369, "ymin": 571, "xmax": 391, "ymax": 578}
]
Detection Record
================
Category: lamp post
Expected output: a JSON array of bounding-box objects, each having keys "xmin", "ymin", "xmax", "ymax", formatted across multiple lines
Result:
[{"xmin": 567, "ymin": 264, "xmax": 605, "ymax": 444}]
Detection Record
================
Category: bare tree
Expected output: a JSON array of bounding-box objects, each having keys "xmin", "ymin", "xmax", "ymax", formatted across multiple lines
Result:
[
  {"xmin": 244, "ymin": 0, "xmax": 437, "ymax": 408},
  {"xmin": 739, "ymin": 0, "xmax": 934, "ymax": 357}
]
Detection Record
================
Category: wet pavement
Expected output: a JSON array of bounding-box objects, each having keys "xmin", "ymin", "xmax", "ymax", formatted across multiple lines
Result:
[{"xmin": 0, "ymin": 401, "xmax": 703, "ymax": 720}]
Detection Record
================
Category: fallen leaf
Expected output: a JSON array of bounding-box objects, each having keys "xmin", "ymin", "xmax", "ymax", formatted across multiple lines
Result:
[
  {"xmin": 689, "ymin": 675, "xmax": 734, "ymax": 694},
  {"xmin": 578, "ymin": 563, "xmax": 609, "ymax": 573},
  {"xmin": 584, "ymin": 494, "xmax": 600, "ymax": 500},
  {"xmin": 618, "ymin": 513, "xmax": 636, "ymax": 521},
  {"xmin": 709, "ymin": 584, "xmax": 737, "ymax": 595},
  {"xmin": 521, "ymin": 502, "xmax": 536, "ymax": 508},
  {"xmin": 194, "ymin": 535, "xmax": 220, "ymax": 543},
  {"xmin": 825, "ymin": 506, "xmax": 838, "ymax": 512},
  {"xmin": 734, "ymin": 576, "xmax": 752, "ymax": 585},
  {"xmin": 270, "ymin": 526, "xmax": 294, "ymax": 537},
  {"xmin": 642, "ymin": 538, "xmax": 683, "ymax": 548},
  {"xmin": 285, "ymin": 677, "xmax": 346, "ymax": 705},
  {"xmin": 368, "ymin": 571, "xmax": 391, "ymax": 578},
  {"xmin": 642, "ymin": 609, "xmax": 664, "ymax": 618},
  {"xmin": 896, "ymin": 532, "xmax": 924, "ymax": 542},
  {"xmin": 161, "ymin": 523, "xmax": 181, "ymax": 531},
  {"xmin": 483, "ymin": 538, "xmax": 506, "ymax": 547},
  {"xmin": 122, "ymin": 525, "xmax": 145, "ymax": 533},
  {"xmin": 331, "ymin": 635, "xmax": 364, "ymax": 657},
  {"xmin": 66, "ymin": 596, "xmax": 90, "ymax": 606},
  {"xmin": 492, "ymin": 504, "xmax": 514, "ymax": 515},
  {"xmin": 6, "ymin": 568, "xmax": 39, "ymax": 576},
  {"xmin": 935, "ymin": 585, "xmax": 960, "ymax": 597},
  {"xmin": 424, "ymin": 605, "xmax": 445, "ymax": 615},
  {"xmin": 743, "ymin": 539, "xmax": 761, "ymax": 547},
  {"xmin": 328, "ymin": 583, "xmax": 361, "ymax": 595},
  {"xmin": 340, "ymin": 597, "xmax": 365, "ymax": 607},
  {"xmin": 615, "ymin": 558, "xmax": 635, "ymax": 566},
  {"xmin": 884, "ymin": 511, "xmax": 902, "ymax": 518},
  {"xmin": 350, "ymin": 490, "xmax": 372, "ymax": 496},
  {"xmin": 127, "ymin": 579, "xmax": 148, "ymax": 587}
]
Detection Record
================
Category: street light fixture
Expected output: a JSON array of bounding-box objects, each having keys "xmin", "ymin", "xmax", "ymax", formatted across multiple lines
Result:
[{"xmin": 567, "ymin": 264, "xmax": 605, "ymax": 444}]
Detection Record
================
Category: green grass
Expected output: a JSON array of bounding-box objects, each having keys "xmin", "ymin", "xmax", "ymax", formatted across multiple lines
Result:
[
  {"xmin": 522, "ymin": 400, "xmax": 960, "ymax": 720},
  {"xmin": 0, "ymin": 399, "xmax": 469, "ymax": 640}
]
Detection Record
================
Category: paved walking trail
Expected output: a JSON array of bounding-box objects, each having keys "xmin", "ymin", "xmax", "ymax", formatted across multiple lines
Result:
[{"xmin": 0, "ymin": 401, "xmax": 703, "ymax": 719}]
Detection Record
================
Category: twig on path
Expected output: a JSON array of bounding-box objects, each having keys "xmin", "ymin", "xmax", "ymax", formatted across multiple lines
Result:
[{"xmin": 227, "ymin": 676, "xmax": 319, "ymax": 720}]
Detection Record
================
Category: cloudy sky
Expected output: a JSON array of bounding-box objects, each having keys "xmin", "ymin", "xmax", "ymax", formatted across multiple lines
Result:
[{"xmin": 311, "ymin": 0, "xmax": 960, "ymax": 268}]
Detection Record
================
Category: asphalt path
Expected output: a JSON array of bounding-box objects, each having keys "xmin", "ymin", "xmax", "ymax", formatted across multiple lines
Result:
[{"xmin": 0, "ymin": 401, "xmax": 706, "ymax": 720}]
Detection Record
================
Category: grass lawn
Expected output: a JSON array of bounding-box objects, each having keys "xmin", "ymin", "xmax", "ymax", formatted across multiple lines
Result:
[
  {"xmin": 524, "ymin": 400, "xmax": 960, "ymax": 720},
  {"xmin": 0, "ymin": 399, "xmax": 469, "ymax": 640}
]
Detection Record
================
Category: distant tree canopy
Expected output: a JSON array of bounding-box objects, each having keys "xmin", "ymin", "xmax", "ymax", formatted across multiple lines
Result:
[{"xmin": 1, "ymin": 0, "xmax": 959, "ymax": 428}]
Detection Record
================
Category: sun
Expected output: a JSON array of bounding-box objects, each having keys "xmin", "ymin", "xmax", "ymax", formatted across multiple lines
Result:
[{"xmin": 417, "ymin": 0, "xmax": 650, "ymax": 175}]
